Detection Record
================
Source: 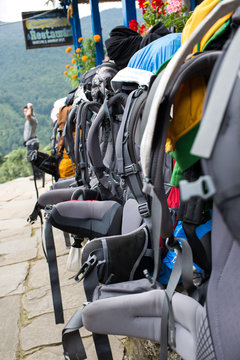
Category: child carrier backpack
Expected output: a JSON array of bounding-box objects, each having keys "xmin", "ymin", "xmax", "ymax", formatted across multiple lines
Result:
[
  {"xmin": 77, "ymin": 2, "xmax": 240, "ymax": 360},
  {"xmin": 60, "ymin": 72, "xmax": 178, "ymax": 359},
  {"xmin": 81, "ymin": 61, "xmax": 118, "ymax": 102},
  {"xmin": 42, "ymin": 89, "xmax": 130, "ymax": 324}
]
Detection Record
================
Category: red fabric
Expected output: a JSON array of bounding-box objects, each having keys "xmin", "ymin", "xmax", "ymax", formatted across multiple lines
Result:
[
  {"xmin": 167, "ymin": 186, "xmax": 180, "ymax": 209},
  {"xmin": 167, "ymin": 160, "xmax": 180, "ymax": 209}
]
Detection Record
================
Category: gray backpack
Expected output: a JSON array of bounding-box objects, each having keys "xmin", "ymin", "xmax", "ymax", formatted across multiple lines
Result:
[{"xmin": 63, "ymin": 2, "xmax": 240, "ymax": 360}]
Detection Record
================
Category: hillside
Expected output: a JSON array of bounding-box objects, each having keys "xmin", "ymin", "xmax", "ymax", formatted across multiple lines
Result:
[{"xmin": 0, "ymin": 8, "xmax": 143, "ymax": 156}]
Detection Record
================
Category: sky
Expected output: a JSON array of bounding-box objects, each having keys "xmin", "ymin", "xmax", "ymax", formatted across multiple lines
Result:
[{"xmin": 0, "ymin": 0, "xmax": 123, "ymax": 23}]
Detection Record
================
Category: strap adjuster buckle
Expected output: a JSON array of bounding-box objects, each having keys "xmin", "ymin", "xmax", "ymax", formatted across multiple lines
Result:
[
  {"xmin": 138, "ymin": 202, "xmax": 150, "ymax": 217},
  {"xmin": 74, "ymin": 255, "xmax": 98, "ymax": 282},
  {"xmin": 179, "ymin": 175, "xmax": 216, "ymax": 202},
  {"xmin": 124, "ymin": 163, "xmax": 139, "ymax": 176},
  {"xmin": 44, "ymin": 204, "xmax": 53, "ymax": 220}
]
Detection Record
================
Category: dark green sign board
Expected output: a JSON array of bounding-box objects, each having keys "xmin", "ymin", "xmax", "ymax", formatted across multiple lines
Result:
[{"xmin": 22, "ymin": 9, "xmax": 73, "ymax": 49}]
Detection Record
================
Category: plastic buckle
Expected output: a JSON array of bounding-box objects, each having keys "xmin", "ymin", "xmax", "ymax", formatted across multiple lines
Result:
[
  {"xmin": 179, "ymin": 175, "xmax": 216, "ymax": 202},
  {"xmin": 74, "ymin": 255, "xmax": 98, "ymax": 282},
  {"xmin": 143, "ymin": 269, "xmax": 157, "ymax": 289},
  {"xmin": 138, "ymin": 202, "xmax": 150, "ymax": 217},
  {"xmin": 44, "ymin": 204, "xmax": 53, "ymax": 220},
  {"xmin": 124, "ymin": 163, "xmax": 139, "ymax": 176}
]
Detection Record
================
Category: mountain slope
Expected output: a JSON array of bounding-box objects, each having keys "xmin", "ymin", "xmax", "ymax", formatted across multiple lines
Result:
[{"xmin": 0, "ymin": 8, "xmax": 143, "ymax": 156}]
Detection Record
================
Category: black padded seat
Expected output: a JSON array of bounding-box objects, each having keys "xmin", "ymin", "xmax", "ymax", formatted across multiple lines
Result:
[
  {"xmin": 38, "ymin": 188, "xmax": 79, "ymax": 208},
  {"xmin": 52, "ymin": 177, "xmax": 77, "ymax": 189},
  {"xmin": 50, "ymin": 200, "xmax": 123, "ymax": 239}
]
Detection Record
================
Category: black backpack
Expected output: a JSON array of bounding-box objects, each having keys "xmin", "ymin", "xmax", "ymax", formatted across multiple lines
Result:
[{"xmin": 81, "ymin": 61, "xmax": 118, "ymax": 102}]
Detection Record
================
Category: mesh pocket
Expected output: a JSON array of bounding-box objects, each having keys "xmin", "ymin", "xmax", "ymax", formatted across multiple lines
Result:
[{"xmin": 196, "ymin": 307, "xmax": 216, "ymax": 360}]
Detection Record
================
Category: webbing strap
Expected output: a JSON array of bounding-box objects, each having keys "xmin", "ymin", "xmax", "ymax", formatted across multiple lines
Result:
[
  {"xmin": 142, "ymin": 182, "xmax": 161, "ymax": 285},
  {"xmin": 63, "ymin": 232, "xmax": 71, "ymax": 249},
  {"xmin": 87, "ymin": 94, "xmax": 126, "ymax": 200},
  {"xmin": 182, "ymin": 222, "xmax": 211, "ymax": 273},
  {"xmin": 116, "ymin": 88, "xmax": 151, "ymax": 219},
  {"xmin": 45, "ymin": 218, "xmax": 64, "ymax": 324},
  {"xmin": 144, "ymin": 182, "xmax": 196, "ymax": 358},
  {"xmin": 62, "ymin": 257, "xmax": 113, "ymax": 360},
  {"xmin": 31, "ymin": 162, "xmax": 39, "ymax": 200},
  {"xmin": 160, "ymin": 246, "xmax": 182, "ymax": 359},
  {"xmin": 62, "ymin": 309, "xmax": 87, "ymax": 360},
  {"xmin": 83, "ymin": 260, "xmax": 114, "ymax": 360},
  {"xmin": 77, "ymin": 102, "xmax": 100, "ymax": 186},
  {"xmin": 191, "ymin": 26, "xmax": 240, "ymax": 158},
  {"xmin": 160, "ymin": 237, "xmax": 195, "ymax": 359},
  {"xmin": 116, "ymin": 90, "xmax": 140, "ymax": 175}
]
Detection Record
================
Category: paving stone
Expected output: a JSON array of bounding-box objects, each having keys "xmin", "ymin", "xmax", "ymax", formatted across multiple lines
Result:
[
  {"xmin": 0, "ymin": 198, "xmax": 36, "ymax": 221},
  {"xmin": 24, "ymin": 345, "xmax": 63, "ymax": 360},
  {"xmin": 23, "ymin": 282, "xmax": 86, "ymax": 319},
  {"xmin": 82, "ymin": 334, "xmax": 125, "ymax": 360},
  {"xmin": 0, "ymin": 225, "xmax": 32, "ymax": 244},
  {"xmin": 37, "ymin": 226, "xmax": 70, "ymax": 259},
  {"xmin": 0, "ymin": 262, "xmax": 29, "ymax": 296},
  {"xmin": 28, "ymin": 254, "xmax": 72, "ymax": 290},
  {"xmin": 0, "ymin": 176, "xmax": 52, "ymax": 202},
  {"xmin": 0, "ymin": 218, "xmax": 30, "ymax": 240},
  {"xmin": 21, "ymin": 310, "xmax": 124, "ymax": 359},
  {"xmin": 0, "ymin": 296, "xmax": 21, "ymax": 360},
  {"xmin": 0, "ymin": 235, "xmax": 37, "ymax": 266},
  {"xmin": 21, "ymin": 309, "xmax": 90, "ymax": 351}
]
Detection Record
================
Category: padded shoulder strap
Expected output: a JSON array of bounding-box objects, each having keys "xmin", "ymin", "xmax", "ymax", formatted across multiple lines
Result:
[
  {"xmin": 63, "ymin": 105, "xmax": 78, "ymax": 164},
  {"xmin": 87, "ymin": 93, "xmax": 128, "ymax": 198},
  {"xmin": 116, "ymin": 88, "xmax": 150, "ymax": 216},
  {"xmin": 75, "ymin": 101, "xmax": 101, "ymax": 186}
]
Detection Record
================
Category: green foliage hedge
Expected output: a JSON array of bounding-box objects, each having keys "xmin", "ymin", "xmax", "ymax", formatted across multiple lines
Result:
[{"xmin": 0, "ymin": 148, "xmax": 32, "ymax": 183}]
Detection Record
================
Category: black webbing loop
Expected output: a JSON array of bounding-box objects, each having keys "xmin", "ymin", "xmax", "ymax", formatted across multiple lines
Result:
[
  {"xmin": 62, "ymin": 309, "xmax": 87, "ymax": 360},
  {"xmin": 45, "ymin": 218, "xmax": 64, "ymax": 324}
]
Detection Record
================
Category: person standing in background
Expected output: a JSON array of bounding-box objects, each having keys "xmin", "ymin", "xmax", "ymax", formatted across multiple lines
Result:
[{"xmin": 23, "ymin": 102, "xmax": 42, "ymax": 180}]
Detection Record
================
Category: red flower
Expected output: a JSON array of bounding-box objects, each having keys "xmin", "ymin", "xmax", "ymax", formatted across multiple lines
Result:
[
  {"xmin": 139, "ymin": 24, "xmax": 146, "ymax": 34},
  {"xmin": 129, "ymin": 19, "xmax": 139, "ymax": 32},
  {"xmin": 138, "ymin": 0, "xmax": 145, "ymax": 8},
  {"xmin": 152, "ymin": 0, "xmax": 163, "ymax": 9}
]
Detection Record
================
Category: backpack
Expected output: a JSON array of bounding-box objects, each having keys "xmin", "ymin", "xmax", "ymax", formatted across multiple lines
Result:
[
  {"xmin": 81, "ymin": 61, "xmax": 118, "ymax": 102},
  {"xmin": 66, "ymin": 2, "xmax": 240, "ymax": 360}
]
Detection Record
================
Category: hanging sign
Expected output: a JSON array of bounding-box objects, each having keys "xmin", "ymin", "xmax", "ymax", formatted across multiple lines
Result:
[{"xmin": 22, "ymin": 9, "xmax": 73, "ymax": 49}]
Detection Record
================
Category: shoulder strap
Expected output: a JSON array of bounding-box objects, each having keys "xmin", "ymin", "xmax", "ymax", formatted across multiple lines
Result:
[
  {"xmin": 87, "ymin": 93, "xmax": 128, "ymax": 200},
  {"xmin": 76, "ymin": 101, "xmax": 101, "ymax": 186},
  {"xmin": 50, "ymin": 120, "xmax": 59, "ymax": 156},
  {"xmin": 116, "ymin": 87, "xmax": 150, "ymax": 216},
  {"xmin": 63, "ymin": 105, "xmax": 78, "ymax": 164}
]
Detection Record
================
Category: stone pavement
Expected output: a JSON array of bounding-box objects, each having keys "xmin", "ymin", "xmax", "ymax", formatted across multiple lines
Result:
[{"xmin": 0, "ymin": 175, "xmax": 125, "ymax": 360}]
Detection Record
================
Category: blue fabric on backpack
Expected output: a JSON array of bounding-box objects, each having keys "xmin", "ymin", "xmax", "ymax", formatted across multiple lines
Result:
[
  {"xmin": 128, "ymin": 33, "xmax": 182, "ymax": 74},
  {"xmin": 158, "ymin": 218, "xmax": 212, "ymax": 284}
]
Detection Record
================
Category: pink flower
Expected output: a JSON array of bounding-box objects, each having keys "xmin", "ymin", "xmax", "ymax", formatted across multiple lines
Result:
[{"xmin": 167, "ymin": 0, "xmax": 183, "ymax": 13}]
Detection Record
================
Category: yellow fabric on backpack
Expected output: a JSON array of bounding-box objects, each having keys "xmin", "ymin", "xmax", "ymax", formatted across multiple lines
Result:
[
  {"xmin": 58, "ymin": 150, "xmax": 76, "ymax": 178},
  {"xmin": 181, "ymin": 0, "xmax": 232, "ymax": 53},
  {"xmin": 165, "ymin": 76, "xmax": 206, "ymax": 153}
]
